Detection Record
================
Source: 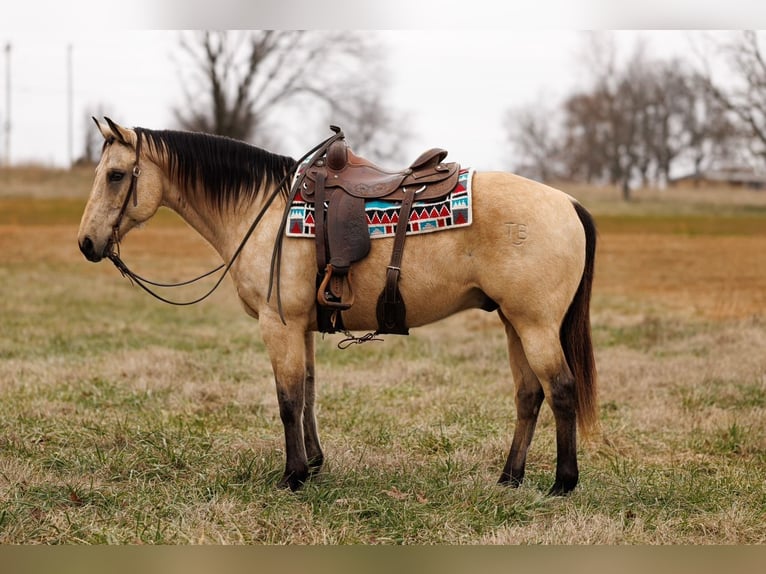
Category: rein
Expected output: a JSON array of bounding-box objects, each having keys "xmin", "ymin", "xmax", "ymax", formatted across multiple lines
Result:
[{"xmin": 106, "ymin": 127, "xmax": 346, "ymax": 316}]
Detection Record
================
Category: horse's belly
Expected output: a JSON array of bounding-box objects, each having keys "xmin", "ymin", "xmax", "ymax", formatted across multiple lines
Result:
[{"xmin": 333, "ymin": 230, "xmax": 488, "ymax": 331}]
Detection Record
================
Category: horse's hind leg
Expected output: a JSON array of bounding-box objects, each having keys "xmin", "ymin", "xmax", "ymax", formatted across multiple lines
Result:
[
  {"xmin": 503, "ymin": 318, "xmax": 579, "ymax": 495},
  {"xmin": 499, "ymin": 314, "xmax": 545, "ymax": 488},
  {"xmin": 516, "ymin": 322, "xmax": 579, "ymax": 495},
  {"xmin": 303, "ymin": 331, "xmax": 324, "ymax": 474},
  {"xmin": 547, "ymin": 367, "xmax": 579, "ymax": 496}
]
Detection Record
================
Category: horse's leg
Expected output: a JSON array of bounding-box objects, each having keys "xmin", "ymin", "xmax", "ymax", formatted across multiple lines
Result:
[
  {"xmin": 303, "ymin": 331, "xmax": 324, "ymax": 474},
  {"xmin": 261, "ymin": 317, "xmax": 310, "ymax": 491},
  {"xmin": 515, "ymin": 323, "xmax": 579, "ymax": 496},
  {"xmin": 498, "ymin": 314, "xmax": 545, "ymax": 488}
]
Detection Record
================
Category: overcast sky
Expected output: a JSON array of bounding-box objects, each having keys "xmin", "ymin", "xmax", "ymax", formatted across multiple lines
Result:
[
  {"xmin": 0, "ymin": 29, "xmax": 707, "ymax": 172},
  {"xmin": 0, "ymin": 1, "xmax": 761, "ymax": 171}
]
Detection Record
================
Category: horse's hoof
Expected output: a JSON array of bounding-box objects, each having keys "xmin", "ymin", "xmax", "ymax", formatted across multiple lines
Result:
[
  {"xmin": 277, "ymin": 469, "xmax": 309, "ymax": 491},
  {"xmin": 547, "ymin": 478, "xmax": 577, "ymax": 496},
  {"xmin": 498, "ymin": 470, "xmax": 524, "ymax": 488},
  {"xmin": 308, "ymin": 454, "xmax": 325, "ymax": 476}
]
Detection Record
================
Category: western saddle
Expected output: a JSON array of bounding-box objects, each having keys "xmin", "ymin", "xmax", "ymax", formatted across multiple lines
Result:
[{"xmin": 293, "ymin": 129, "xmax": 461, "ymax": 335}]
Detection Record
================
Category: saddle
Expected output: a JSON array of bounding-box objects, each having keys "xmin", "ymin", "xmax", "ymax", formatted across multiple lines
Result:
[{"xmin": 297, "ymin": 135, "xmax": 460, "ymax": 334}]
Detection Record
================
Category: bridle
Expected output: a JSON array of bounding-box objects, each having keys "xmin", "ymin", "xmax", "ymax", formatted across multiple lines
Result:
[
  {"xmin": 104, "ymin": 127, "xmax": 346, "ymax": 321},
  {"xmin": 109, "ymin": 131, "xmax": 142, "ymax": 259}
]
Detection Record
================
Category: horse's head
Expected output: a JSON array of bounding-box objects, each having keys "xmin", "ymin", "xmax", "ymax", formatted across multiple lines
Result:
[{"xmin": 77, "ymin": 118, "xmax": 164, "ymax": 262}]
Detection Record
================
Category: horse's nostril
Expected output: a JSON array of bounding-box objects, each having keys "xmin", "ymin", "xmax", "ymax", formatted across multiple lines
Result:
[
  {"xmin": 79, "ymin": 236, "xmax": 92, "ymax": 255},
  {"xmin": 79, "ymin": 236, "xmax": 100, "ymax": 262}
]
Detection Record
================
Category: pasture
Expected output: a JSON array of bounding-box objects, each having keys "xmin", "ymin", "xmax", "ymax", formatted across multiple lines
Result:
[{"xmin": 1, "ymin": 168, "xmax": 765, "ymax": 544}]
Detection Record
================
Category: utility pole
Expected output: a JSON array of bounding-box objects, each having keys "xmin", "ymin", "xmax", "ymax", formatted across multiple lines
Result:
[
  {"xmin": 3, "ymin": 42, "xmax": 10, "ymax": 167},
  {"xmin": 67, "ymin": 43, "xmax": 73, "ymax": 167}
]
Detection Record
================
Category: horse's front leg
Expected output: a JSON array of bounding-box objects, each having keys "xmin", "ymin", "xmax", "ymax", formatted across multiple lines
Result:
[
  {"xmin": 303, "ymin": 331, "xmax": 324, "ymax": 474},
  {"xmin": 261, "ymin": 317, "xmax": 310, "ymax": 491}
]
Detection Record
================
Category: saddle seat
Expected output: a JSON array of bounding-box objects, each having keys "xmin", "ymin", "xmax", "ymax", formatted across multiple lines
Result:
[
  {"xmin": 297, "ymin": 136, "xmax": 461, "ymax": 335},
  {"xmin": 301, "ymin": 142, "xmax": 460, "ymax": 202}
]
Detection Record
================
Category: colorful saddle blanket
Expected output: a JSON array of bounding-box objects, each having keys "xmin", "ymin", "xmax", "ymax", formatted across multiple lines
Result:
[{"xmin": 287, "ymin": 168, "xmax": 473, "ymax": 239}]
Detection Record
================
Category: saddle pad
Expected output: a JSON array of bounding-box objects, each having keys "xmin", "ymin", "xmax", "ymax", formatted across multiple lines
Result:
[{"xmin": 287, "ymin": 168, "xmax": 473, "ymax": 239}]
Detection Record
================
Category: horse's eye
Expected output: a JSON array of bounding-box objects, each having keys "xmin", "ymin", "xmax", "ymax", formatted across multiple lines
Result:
[{"xmin": 108, "ymin": 171, "xmax": 125, "ymax": 183}]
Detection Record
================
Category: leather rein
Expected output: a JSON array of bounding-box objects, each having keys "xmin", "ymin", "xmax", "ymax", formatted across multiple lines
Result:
[{"xmin": 105, "ymin": 127, "xmax": 346, "ymax": 319}]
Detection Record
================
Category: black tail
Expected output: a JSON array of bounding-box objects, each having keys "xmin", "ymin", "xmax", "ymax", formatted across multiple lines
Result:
[{"xmin": 560, "ymin": 201, "xmax": 598, "ymax": 437}]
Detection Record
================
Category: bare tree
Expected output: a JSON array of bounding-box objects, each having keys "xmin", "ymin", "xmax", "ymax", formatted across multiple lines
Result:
[
  {"xmin": 698, "ymin": 31, "xmax": 766, "ymax": 167},
  {"xmin": 554, "ymin": 32, "xmax": 630, "ymax": 186},
  {"xmin": 505, "ymin": 103, "xmax": 563, "ymax": 182},
  {"xmin": 560, "ymin": 90, "xmax": 610, "ymax": 184},
  {"xmin": 173, "ymin": 30, "xmax": 408, "ymax": 162},
  {"xmin": 677, "ymin": 71, "xmax": 740, "ymax": 180},
  {"xmin": 646, "ymin": 60, "xmax": 690, "ymax": 186},
  {"xmin": 618, "ymin": 53, "xmax": 695, "ymax": 189},
  {"xmin": 612, "ymin": 45, "xmax": 652, "ymax": 198}
]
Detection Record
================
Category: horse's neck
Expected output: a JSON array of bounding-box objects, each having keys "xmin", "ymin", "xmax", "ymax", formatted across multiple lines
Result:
[{"xmin": 161, "ymin": 181, "xmax": 283, "ymax": 264}]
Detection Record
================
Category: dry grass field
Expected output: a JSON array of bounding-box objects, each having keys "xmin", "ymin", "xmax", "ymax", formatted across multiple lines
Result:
[{"xmin": 0, "ymin": 167, "xmax": 765, "ymax": 544}]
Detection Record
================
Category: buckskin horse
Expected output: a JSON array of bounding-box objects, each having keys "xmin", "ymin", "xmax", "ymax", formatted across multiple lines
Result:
[{"xmin": 77, "ymin": 118, "xmax": 597, "ymax": 495}]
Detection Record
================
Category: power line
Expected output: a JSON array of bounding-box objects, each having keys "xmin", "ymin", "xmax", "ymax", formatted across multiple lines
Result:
[
  {"xmin": 3, "ymin": 42, "xmax": 10, "ymax": 167},
  {"xmin": 67, "ymin": 43, "xmax": 73, "ymax": 166}
]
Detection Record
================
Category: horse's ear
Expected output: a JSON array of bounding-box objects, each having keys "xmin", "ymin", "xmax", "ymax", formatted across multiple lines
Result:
[
  {"xmin": 93, "ymin": 117, "xmax": 113, "ymax": 141},
  {"xmin": 103, "ymin": 117, "xmax": 137, "ymax": 147}
]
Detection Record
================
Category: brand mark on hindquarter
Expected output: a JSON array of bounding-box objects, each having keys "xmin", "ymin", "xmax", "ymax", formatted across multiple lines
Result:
[{"xmin": 505, "ymin": 222, "xmax": 528, "ymax": 246}]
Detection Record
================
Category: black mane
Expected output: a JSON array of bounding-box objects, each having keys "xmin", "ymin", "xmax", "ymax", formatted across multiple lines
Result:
[{"xmin": 136, "ymin": 128, "xmax": 297, "ymax": 211}]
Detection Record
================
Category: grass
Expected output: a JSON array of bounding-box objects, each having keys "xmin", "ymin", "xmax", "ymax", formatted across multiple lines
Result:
[
  {"xmin": 593, "ymin": 213, "xmax": 766, "ymax": 237},
  {"xmin": 1, "ymin": 168, "xmax": 765, "ymax": 543}
]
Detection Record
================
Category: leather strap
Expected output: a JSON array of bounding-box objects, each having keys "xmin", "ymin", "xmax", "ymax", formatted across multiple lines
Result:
[
  {"xmin": 377, "ymin": 185, "xmax": 417, "ymax": 334},
  {"xmin": 386, "ymin": 185, "xmax": 417, "ymax": 299},
  {"xmin": 314, "ymin": 171, "xmax": 327, "ymax": 272},
  {"xmin": 111, "ymin": 132, "xmax": 143, "ymax": 249}
]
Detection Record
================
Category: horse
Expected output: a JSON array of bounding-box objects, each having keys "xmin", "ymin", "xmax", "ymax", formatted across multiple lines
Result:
[{"xmin": 77, "ymin": 118, "xmax": 598, "ymax": 495}]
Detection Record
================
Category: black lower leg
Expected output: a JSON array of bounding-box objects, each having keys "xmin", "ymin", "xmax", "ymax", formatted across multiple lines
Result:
[
  {"xmin": 499, "ymin": 387, "xmax": 545, "ymax": 487},
  {"xmin": 547, "ymin": 372, "xmax": 579, "ymax": 496},
  {"xmin": 277, "ymin": 392, "xmax": 309, "ymax": 491}
]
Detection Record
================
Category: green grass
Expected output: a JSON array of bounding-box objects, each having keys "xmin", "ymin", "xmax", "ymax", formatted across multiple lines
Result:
[
  {"xmin": 593, "ymin": 316, "xmax": 701, "ymax": 352},
  {"xmin": 2, "ymin": 254, "xmax": 765, "ymax": 543}
]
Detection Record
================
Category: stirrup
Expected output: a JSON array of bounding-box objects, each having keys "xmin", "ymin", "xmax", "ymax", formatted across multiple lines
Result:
[{"xmin": 317, "ymin": 264, "xmax": 355, "ymax": 310}]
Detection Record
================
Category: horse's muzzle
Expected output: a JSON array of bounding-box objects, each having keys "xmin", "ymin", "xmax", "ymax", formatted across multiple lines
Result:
[{"xmin": 78, "ymin": 236, "xmax": 105, "ymax": 263}]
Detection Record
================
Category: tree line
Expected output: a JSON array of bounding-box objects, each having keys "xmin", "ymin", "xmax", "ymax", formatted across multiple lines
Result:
[{"xmin": 506, "ymin": 31, "xmax": 766, "ymax": 199}]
